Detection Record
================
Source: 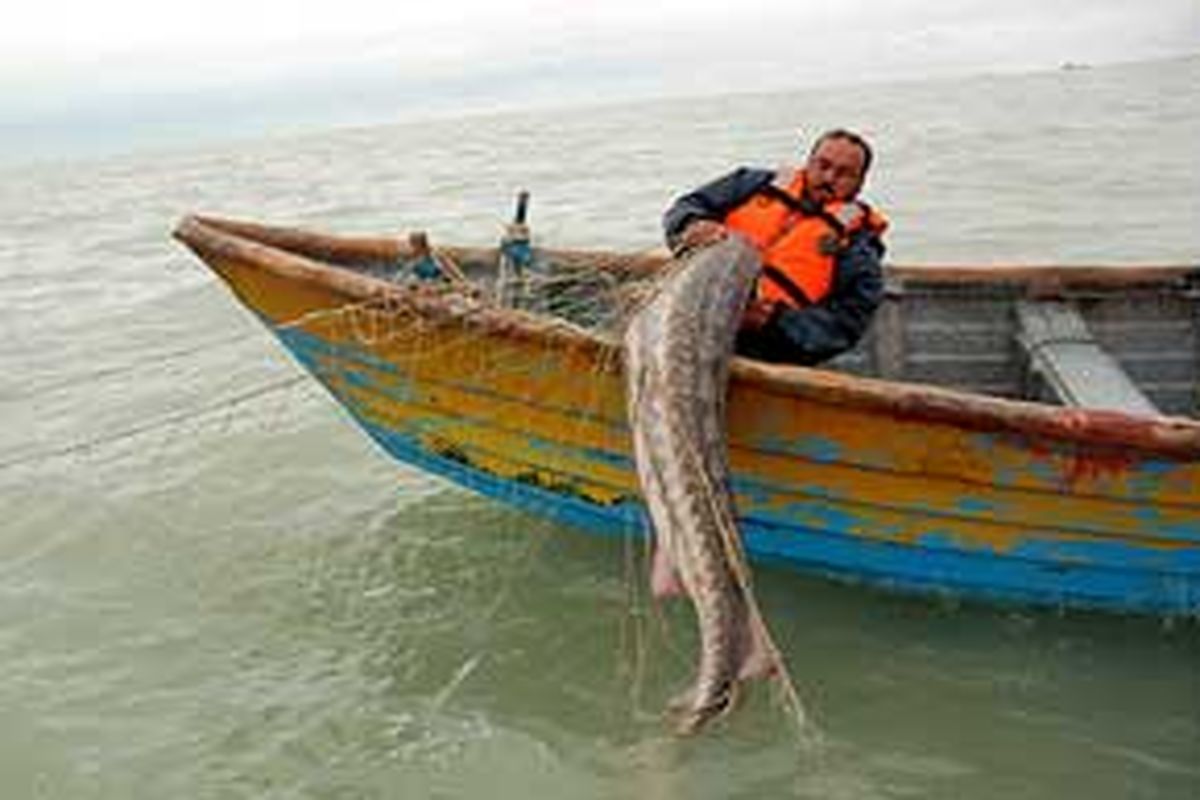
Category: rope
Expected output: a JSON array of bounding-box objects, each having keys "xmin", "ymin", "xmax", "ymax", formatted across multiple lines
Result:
[
  {"xmin": 3, "ymin": 332, "xmax": 261, "ymax": 403},
  {"xmin": 0, "ymin": 375, "xmax": 309, "ymax": 473},
  {"xmin": 0, "ymin": 257, "xmax": 648, "ymax": 474}
]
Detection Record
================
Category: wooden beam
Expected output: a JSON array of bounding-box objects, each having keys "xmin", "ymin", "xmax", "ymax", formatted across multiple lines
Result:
[
  {"xmin": 1016, "ymin": 300, "xmax": 1158, "ymax": 416},
  {"xmin": 890, "ymin": 263, "xmax": 1199, "ymax": 288},
  {"xmin": 871, "ymin": 279, "xmax": 906, "ymax": 380}
]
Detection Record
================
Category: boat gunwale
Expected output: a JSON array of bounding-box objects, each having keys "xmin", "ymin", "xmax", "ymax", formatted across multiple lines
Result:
[
  {"xmin": 173, "ymin": 214, "xmax": 1200, "ymax": 460},
  {"xmin": 187, "ymin": 213, "xmax": 1200, "ymax": 287}
]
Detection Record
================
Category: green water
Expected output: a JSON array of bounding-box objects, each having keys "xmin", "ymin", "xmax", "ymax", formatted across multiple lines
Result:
[{"xmin": 1, "ymin": 57, "xmax": 1197, "ymax": 798}]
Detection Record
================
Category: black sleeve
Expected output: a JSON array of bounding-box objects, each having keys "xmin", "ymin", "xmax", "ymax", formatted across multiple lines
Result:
[
  {"xmin": 662, "ymin": 167, "xmax": 775, "ymax": 249},
  {"xmin": 737, "ymin": 231, "xmax": 886, "ymax": 366}
]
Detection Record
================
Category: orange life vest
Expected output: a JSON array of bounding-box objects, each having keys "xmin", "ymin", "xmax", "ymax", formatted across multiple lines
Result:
[{"xmin": 723, "ymin": 168, "xmax": 888, "ymax": 307}]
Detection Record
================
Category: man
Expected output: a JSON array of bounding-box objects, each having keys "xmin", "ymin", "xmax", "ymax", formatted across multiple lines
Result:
[{"xmin": 662, "ymin": 129, "xmax": 888, "ymax": 366}]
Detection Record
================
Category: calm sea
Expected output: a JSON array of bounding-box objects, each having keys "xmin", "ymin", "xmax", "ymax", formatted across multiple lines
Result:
[{"xmin": 1, "ymin": 56, "xmax": 1197, "ymax": 799}]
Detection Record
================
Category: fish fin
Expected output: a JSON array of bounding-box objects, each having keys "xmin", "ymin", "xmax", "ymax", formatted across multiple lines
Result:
[
  {"xmin": 667, "ymin": 680, "xmax": 739, "ymax": 736},
  {"xmin": 736, "ymin": 634, "xmax": 776, "ymax": 681},
  {"xmin": 736, "ymin": 607, "xmax": 779, "ymax": 681},
  {"xmin": 665, "ymin": 684, "xmax": 696, "ymax": 714},
  {"xmin": 650, "ymin": 545, "xmax": 685, "ymax": 598}
]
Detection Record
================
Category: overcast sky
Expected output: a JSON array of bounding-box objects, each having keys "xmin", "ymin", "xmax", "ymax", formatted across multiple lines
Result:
[
  {"xmin": 7, "ymin": 0, "xmax": 1196, "ymax": 89},
  {"xmin": 2, "ymin": 0, "xmax": 1196, "ymax": 158}
]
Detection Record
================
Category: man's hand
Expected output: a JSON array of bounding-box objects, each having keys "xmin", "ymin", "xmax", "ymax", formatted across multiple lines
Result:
[
  {"xmin": 740, "ymin": 298, "xmax": 777, "ymax": 332},
  {"xmin": 677, "ymin": 219, "xmax": 727, "ymax": 252}
]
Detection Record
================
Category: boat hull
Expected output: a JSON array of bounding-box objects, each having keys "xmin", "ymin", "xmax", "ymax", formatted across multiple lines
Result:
[{"xmin": 178, "ymin": 218, "xmax": 1200, "ymax": 616}]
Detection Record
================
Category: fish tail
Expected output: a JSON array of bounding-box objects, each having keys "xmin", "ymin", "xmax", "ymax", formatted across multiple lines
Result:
[{"xmin": 668, "ymin": 677, "xmax": 739, "ymax": 736}]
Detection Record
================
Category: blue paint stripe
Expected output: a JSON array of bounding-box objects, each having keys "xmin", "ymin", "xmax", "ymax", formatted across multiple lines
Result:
[
  {"xmin": 352, "ymin": 418, "xmax": 1200, "ymax": 615},
  {"xmin": 275, "ymin": 326, "xmax": 1195, "ymax": 501},
  {"xmin": 267, "ymin": 323, "xmax": 1200, "ymax": 615},
  {"xmin": 280, "ymin": 326, "xmax": 1200, "ymax": 537}
]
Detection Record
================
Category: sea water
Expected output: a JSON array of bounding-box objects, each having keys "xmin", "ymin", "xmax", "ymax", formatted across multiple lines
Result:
[{"xmin": 0, "ymin": 56, "xmax": 1197, "ymax": 799}]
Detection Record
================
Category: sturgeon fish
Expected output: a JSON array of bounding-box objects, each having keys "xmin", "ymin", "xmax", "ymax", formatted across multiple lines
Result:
[{"xmin": 623, "ymin": 236, "xmax": 801, "ymax": 734}]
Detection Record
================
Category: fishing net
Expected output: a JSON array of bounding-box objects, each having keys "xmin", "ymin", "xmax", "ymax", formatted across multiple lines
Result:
[{"xmin": 233, "ymin": 228, "xmax": 813, "ymax": 737}]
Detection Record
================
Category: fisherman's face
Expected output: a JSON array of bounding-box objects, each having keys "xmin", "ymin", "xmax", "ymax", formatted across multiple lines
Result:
[{"xmin": 804, "ymin": 138, "xmax": 866, "ymax": 205}]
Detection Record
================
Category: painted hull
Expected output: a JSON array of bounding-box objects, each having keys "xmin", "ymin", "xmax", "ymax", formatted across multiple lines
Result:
[{"xmin": 175, "ymin": 216, "xmax": 1200, "ymax": 615}]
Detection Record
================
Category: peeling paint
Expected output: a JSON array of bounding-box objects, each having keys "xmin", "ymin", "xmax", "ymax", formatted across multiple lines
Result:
[{"xmin": 224, "ymin": 277, "xmax": 1200, "ymax": 614}]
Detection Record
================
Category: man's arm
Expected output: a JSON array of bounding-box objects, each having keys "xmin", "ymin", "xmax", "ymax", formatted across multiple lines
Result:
[
  {"xmin": 662, "ymin": 167, "xmax": 775, "ymax": 250},
  {"xmin": 737, "ymin": 231, "xmax": 886, "ymax": 366}
]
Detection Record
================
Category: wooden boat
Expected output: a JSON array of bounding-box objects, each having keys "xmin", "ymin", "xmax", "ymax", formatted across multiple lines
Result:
[{"xmin": 173, "ymin": 214, "xmax": 1200, "ymax": 616}]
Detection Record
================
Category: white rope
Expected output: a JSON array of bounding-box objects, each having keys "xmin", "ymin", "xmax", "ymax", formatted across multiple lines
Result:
[{"xmin": 0, "ymin": 375, "xmax": 309, "ymax": 472}]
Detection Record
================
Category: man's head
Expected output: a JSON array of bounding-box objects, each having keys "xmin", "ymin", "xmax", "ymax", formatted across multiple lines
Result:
[{"xmin": 803, "ymin": 129, "xmax": 873, "ymax": 205}]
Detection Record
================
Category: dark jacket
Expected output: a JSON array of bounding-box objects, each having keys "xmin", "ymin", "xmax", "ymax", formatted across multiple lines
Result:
[{"xmin": 663, "ymin": 167, "xmax": 886, "ymax": 366}]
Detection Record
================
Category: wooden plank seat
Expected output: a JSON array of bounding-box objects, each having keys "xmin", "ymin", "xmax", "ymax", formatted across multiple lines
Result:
[{"xmin": 1016, "ymin": 300, "xmax": 1159, "ymax": 416}]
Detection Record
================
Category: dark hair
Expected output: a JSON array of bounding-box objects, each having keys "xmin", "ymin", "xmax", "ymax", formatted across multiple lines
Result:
[{"xmin": 808, "ymin": 129, "xmax": 873, "ymax": 176}]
